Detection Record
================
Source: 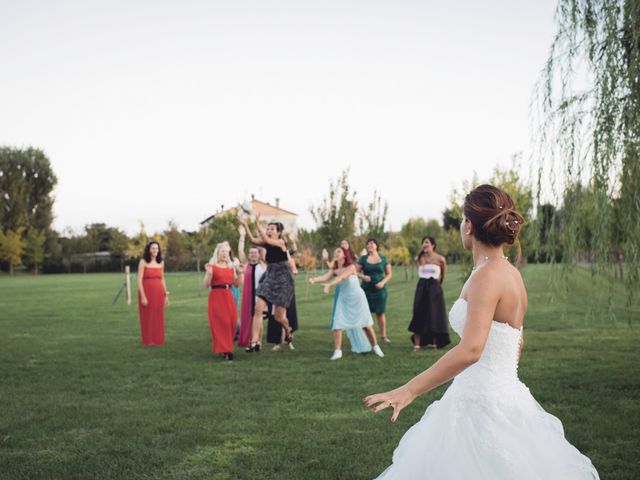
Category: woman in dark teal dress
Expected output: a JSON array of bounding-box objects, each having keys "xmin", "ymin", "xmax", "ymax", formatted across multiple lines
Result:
[{"xmin": 356, "ymin": 238, "xmax": 393, "ymax": 343}]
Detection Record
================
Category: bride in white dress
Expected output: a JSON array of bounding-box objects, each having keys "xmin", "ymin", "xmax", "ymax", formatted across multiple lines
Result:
[{"xmin": 364, "ymin": 184, "xmax": 599, "ymax": 479}]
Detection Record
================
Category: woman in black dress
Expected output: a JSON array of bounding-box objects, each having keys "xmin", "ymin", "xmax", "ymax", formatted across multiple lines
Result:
[
  {"xmin": 408, "ymin": 236, "xmax": 450, "ymax": 349},
  {"xmin": 267, "ymin": 236, "xmax": 299, "ymax": 350},
  {"xmin": 240, "ymin": 213, "xmax": 295, "ymax": 351}
]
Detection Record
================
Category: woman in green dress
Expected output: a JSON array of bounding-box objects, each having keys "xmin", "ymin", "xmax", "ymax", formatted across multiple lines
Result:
[{"xmin": 356, "ymin": 238, "xmax": 393, "ymax": 342}]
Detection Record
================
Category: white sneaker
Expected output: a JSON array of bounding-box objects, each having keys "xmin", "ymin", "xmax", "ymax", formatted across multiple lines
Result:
[
  {"xmin": 373, "ymin": 345, "xmax": 385, "ymax": 358},
  {"xmin": 330, "ymin": 350, "xmax": 343, "ymax": 361}
]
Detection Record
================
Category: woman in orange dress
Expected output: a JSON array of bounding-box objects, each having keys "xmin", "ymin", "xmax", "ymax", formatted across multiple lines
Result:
[
  {"xmin": 203, "ymin": 242, "xmax": 244, "ymax": 361},
  {"xmin": 137, "ymin": 241, "xmax": 168, "ymax": 346}
]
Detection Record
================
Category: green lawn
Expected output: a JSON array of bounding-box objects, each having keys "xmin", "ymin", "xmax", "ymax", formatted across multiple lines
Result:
[{"xmin": 0, "ymin": 265, "xmax": 638, "ymax": 479}]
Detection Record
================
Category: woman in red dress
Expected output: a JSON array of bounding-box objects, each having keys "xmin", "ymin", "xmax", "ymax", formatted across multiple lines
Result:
[
  {"xmin": 203, "ymin": 242, "xmax": 244, "ymax": 361},
  {"xmin": 137, "ymin": 241, "xmax": 168, "ymax": 346}
]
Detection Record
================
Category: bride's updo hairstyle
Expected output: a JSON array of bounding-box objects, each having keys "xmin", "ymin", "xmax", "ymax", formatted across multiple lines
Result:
[{"xmin": 463, "ymin": 184, "xmax": 525, "ymax": 246}]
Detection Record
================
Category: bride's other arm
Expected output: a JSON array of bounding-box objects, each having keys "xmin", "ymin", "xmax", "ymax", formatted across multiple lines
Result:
[{"xmin": 364, "ymin": 267, "xmax": 501, "ymax": 422}]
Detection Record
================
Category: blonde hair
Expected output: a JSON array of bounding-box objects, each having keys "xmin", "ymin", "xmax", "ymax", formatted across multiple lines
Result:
[{"xmin": 209, "ymin": 242, "xmax": 232, "ymax": 266}]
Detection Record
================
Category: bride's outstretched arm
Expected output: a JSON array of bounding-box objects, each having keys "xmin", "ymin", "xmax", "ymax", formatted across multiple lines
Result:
[{"xmin": 364, "ymin": 267, "xmax": 501, "ymax": 422}]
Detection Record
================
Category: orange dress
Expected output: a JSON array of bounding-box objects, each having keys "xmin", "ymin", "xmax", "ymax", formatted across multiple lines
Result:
[
  {"xmin": 138, "ymin": 266, "xmax": 166, "ymax": 346},
  {"xmin": 207, "ymin": 266, "xmax": 237, "ymax": 353}
]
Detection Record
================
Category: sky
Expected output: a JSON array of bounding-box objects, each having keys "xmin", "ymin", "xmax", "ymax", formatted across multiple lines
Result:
[{"xmin": 0, "ymin": 0, "xmax": 558, "ymax": 235}]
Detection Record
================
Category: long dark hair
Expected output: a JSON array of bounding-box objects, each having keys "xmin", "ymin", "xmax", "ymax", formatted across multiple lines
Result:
[
  {"xmin": 416, "ymin": 236, "xmax": 436, "ymax": 264},
  {"xmin": 143, "ymin": 241, "xmax": 163, "ymax": 263}
]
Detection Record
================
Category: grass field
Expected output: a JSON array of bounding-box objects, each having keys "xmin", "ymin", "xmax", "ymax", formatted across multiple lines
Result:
[{"xmin": 0, "ymin": 265, "xmax": 638, "ymax": 479}]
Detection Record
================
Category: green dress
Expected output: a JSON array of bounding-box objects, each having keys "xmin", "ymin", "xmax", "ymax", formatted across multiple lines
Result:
[{"xmin": 358, "ymin": 254, "xmax": 389, "ymax": 314}]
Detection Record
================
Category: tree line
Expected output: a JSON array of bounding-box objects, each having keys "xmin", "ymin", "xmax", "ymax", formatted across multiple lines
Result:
[{"xmin": 1, "ymin": 148, "xmax": 617, "ymax": 276}]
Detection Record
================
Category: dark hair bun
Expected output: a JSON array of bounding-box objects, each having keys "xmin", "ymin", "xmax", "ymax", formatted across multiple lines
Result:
[{"xmin": 463, "ymin": 184, "xmax": 525, "ymax": 246}]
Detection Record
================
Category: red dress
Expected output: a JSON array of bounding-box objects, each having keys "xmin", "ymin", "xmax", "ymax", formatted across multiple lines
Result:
[
  {"xmin": 208, "ymin": 266, "xmax": 237, "ymax": 353},
  {"xmin": 138, "ymin": 266, "xmax": 166, "ymax": 346}
]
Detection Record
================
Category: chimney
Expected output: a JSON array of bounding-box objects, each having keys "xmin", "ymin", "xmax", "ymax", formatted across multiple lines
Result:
[
  {"xmin": 251, "ymin": 193, "xmax": 255, "ymax": 200},
  {"xmin": 275, "ymin": 197, "xmax": 280, "ymax": 208}
]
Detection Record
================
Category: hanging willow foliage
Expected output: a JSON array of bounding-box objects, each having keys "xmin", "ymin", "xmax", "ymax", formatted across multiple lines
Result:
[{"xmin": 535, "ymin": 0, "xmax": 640, "ymax": 310}]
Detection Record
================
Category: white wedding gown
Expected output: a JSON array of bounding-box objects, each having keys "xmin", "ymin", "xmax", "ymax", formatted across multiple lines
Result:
[{"xmin": 376, "ymin": 298, "xmax": 599, "ymax": 479}]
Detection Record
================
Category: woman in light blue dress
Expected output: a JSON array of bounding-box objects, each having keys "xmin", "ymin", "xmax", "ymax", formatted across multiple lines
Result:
[{"xmin": 310, "ymin": 247, "xmax": 385, "ymax": 360}]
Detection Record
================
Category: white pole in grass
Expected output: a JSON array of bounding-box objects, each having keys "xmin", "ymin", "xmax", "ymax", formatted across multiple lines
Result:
[{"xmin": 125, "ymin": 266, "xmax": 131, "ymax": 305}]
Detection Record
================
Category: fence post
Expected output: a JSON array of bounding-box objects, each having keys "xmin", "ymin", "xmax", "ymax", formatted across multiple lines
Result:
[{"xmin": 125, "ymin": 266, "xmax": 131, "ymax": 305}]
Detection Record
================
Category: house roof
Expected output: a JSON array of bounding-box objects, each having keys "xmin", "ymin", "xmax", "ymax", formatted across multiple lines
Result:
[{"xmin": 200, "ymin": 199, "xmax": 297, "ymax": 225}]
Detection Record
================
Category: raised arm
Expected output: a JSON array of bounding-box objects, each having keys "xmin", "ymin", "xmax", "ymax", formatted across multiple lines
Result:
[
  {"xmin": 254, "ymin": 215, "xmax": 286, "ymax": 249},
  {"xmin": 233, "ymin": 262, "xmax": 244, "ymax": 288},
  {"xmin": 238, "ymin": 227, "xmax": 247, "ymax": 263},
  {"xmin": 240, "ymin": 220, "xmax": 264, "ymax": 246},
  {"xmin": 364, "ymin": 268, "xmax": 499, "ymax": 422},
  {"xmin": 322, "ymin": 249, "xmax": 332, "ymax": 269}
]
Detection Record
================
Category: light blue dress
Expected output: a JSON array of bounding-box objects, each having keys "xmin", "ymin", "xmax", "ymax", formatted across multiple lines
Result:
[{"xmin": 330, "ymin": 275, "xmax": 373, "ymax": 353}]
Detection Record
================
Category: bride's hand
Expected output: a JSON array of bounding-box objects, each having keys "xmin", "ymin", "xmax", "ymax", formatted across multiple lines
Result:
[{"xmin": 363, "ymin": 385, "xmax": 416, "ymax": 422}]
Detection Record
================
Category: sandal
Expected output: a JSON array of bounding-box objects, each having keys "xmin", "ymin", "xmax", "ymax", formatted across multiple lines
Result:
[{"xmin": 284, "ymin": 329, "xmax": 294, "ymax": 344}]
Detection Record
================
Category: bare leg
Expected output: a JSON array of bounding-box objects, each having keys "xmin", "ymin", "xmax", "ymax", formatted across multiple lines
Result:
[
  {"xmin": 363, "ymin": 326, "xmax": 378, "ymax": 346},
  {"xmin": 365, "ymin": 325, "xmax": 385, "ymax": 357},
  {"xmin": 330, "ymin": 329, "xmax": 343, "ymax": 360},
  {"xmin": 377, "ymin": 313, "xmax": 388, "ymax": 340},
  {"xmin": 250, "ymin": 298, "xmax": 267, "ymax": 345},
  {"xmin": 414, "ymin": 334, "xmax": 421, "ymax": 347},
  {"xmin": 333, "ymin": 329, "xmax": 343, "ymax": 350},
  {"xmin": 274, "ymin": 306, "xmax": 291, "ymax": 336}
]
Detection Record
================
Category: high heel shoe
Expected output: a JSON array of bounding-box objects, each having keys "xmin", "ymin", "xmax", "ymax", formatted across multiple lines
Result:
[
  {"xmin": 284, "ymin": 329, "xmax": 293, "ymax": 345},
  {"xmin": 245, "ymin": 343, "xmax": 256, "ymax": 353}
]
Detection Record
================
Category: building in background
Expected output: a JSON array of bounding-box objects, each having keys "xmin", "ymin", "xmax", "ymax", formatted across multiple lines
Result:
[{"xmin": 200, "ymin": 196, "xmax": 298, "ymax": 238}]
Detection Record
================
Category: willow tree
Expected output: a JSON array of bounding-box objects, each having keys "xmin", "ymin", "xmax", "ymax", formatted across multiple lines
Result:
[{"xmin": 537, "ymin": 0, "xmax": 640, "ymax": 302}]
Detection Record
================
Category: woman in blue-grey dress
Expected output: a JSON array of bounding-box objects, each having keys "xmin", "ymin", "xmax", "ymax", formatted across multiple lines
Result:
[{"xmin": 310, "ymin": 247, "xmax": 385, "ymax": 361}]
